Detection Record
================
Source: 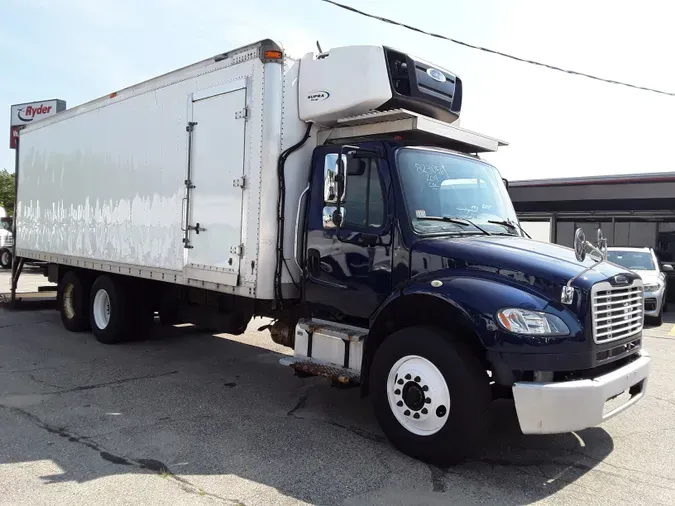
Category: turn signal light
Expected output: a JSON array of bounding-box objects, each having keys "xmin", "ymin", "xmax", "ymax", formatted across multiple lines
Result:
[{"xmin": 264, "ymin": 50, "xmax": 283, "ymax": 60}]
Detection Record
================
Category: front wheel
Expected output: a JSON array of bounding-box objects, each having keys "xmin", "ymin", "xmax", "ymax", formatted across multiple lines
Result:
[
  {"xmin": 370, "ymin": 326, "xmax": 492, "ymax": 465},
  {"xmin": 0, "ymin": 248, "xmax": 11, "ymax": 270}
]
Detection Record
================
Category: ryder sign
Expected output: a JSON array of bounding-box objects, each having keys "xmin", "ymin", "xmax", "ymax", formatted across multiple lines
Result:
[{"xmin": 10, "ymin": 99, "xmax": 66, "ymax": 149}]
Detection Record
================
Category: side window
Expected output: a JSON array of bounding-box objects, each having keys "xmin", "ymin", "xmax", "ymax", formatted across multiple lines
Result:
[{"xmin": 342, "ymin": 158, "xmax": 385, "ymax": 228}]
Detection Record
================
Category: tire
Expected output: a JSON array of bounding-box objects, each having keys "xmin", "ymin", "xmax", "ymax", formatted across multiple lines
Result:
[
  {"xmin": 652, "ymin": 306, "xmax": 664, "ymax": 326},
  {"xmin": 370, "ymin": 326, "xmax": 492, "ymax": 466},
  {"xmin": 0, "ymin": 249, "xmax": 11, "ymax": 270},
  {"xmin": 89, "ymin": 275, "xmax": 133, "ymax": 344},
  {"xmin": 58, "ymin": 271, "xmax": 91, "ymax": 332}
]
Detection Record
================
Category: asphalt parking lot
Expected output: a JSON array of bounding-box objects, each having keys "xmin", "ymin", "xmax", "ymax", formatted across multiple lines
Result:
[{"xmin": 2, "ymin": 269, "xmax": 675, "ymax": 505}]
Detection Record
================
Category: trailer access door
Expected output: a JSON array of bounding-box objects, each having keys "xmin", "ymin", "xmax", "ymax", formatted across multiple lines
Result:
[{"xmin": 184, "ymin": 83, "xmax": 248, "ymax": 286}]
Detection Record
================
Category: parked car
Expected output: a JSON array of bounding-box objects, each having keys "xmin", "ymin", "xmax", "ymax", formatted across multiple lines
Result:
[{"xmin": 607, "ymin": 246, "xmax": 673, "ymax": 325}]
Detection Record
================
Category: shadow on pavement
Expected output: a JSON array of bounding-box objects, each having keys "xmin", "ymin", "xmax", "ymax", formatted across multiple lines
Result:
[{"xmin": 0, "ymin": 310, "xmax": 614, "ymax": 505}]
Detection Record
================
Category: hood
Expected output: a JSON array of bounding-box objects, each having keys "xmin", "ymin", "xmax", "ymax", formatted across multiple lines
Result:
[
  {"xmin": 413, "ymin": 235, "xmax": 638, "ymax": 295},
  {"xmin": 630, "ymin": 269, "xmax": 659, "ymax": 284}
]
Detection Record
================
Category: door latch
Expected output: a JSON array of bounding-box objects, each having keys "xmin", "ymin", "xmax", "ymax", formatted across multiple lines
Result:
[{"xmin": 188, "ymin": 223, "xmax": 206, "ymax": 234}]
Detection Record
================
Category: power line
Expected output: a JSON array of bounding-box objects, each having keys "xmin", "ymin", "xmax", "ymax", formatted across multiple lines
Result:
[{"xmin": 320, "ymin": 0, "xmax": 675, "ymax": 97}]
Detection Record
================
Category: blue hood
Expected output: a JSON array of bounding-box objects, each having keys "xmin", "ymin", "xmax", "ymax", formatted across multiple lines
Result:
[{"xmin": 413, "ymin": 235, "xmax": 639, "ymax": 296}]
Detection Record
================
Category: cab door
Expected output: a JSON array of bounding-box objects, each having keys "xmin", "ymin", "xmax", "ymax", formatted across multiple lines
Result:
[{"xmin": 303, "ymin": 145, "xmax": 394, "ymax": 324}]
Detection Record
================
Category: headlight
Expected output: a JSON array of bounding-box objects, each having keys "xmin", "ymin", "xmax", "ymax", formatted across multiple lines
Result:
[
  {"xmin": 643, "ymin": 283, "xmax": 661, "ymax": 292},
  {"xmin": 496, "ymin": 308, "xmax": 570, "ymax": 336}
]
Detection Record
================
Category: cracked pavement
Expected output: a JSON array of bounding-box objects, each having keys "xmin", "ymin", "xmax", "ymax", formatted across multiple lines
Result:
[{"xmin": 2, "ymin": 270, "xmax": 675, "ymax": 505}]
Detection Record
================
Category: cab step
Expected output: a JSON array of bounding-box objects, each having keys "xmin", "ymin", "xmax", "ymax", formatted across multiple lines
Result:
[
  {"xmin": 278, "ymin": 318, "xmax": 368, "ymax": 382},
  {"xmin": 279, "ymin": 357, "xmax": 361, "ymax": 383}
]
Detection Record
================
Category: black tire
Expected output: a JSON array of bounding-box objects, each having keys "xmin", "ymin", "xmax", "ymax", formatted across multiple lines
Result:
[
  {"xmin": 652, "ymin": 306, "xmax": 664, "ymax": 326},
  {"xmin": 370, "ymin": 326, "xmax": 492, "ymax": 466},
  {"xmin": 58, "ymin": 270, "xmax": 91, "ymax": 332},
  {"xmin": 89, "ymin": 275, "xmax": 133, "ymax": 344},
  {"xmin": 0, "ymin": 248, "xmax": 11, "ymax": 270}
]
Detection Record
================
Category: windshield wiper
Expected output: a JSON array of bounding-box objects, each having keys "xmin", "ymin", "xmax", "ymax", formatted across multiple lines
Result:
[
  {"xmin": 417, "ymin": 216, "xmax": 491, "ymax": 235},
  {"xmin": 488, "ymin": 220, "xmax": 531, "ymax": 239}
]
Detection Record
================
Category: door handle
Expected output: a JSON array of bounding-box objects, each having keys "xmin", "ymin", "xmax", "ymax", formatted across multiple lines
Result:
[
  {"xmin": 307, "ymin": 248, "xmax": 320, "ymax": 277},
  {"xmin": 359, "ymin": 233, "xmax": 379, "ymax": 247}
]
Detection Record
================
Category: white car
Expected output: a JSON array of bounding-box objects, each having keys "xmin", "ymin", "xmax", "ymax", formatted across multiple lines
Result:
[{"xmin": 607, "ymin": 246, "xmax": 672, "ymax": 325}]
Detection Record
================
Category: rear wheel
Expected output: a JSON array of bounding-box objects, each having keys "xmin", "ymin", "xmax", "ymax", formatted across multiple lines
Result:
[
  {"xmin": 0, "ymin": 248, "xmax": 11, "ymax": 270},
  {"xmin": 370, "ymin": 326, "xmax": 492, "ymax": 466},
  {"xmin": 89, "ymin": 275, "xmax": 132, "ymax": 344},
  {"xmin": 58, "ymin": 270, "xmax": 91, "ymax": 332}
]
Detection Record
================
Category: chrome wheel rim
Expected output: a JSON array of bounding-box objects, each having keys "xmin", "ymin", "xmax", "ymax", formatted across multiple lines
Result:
[{"xmin": 386, "ymin": 355, "xmax": 450, "ymax": 436}]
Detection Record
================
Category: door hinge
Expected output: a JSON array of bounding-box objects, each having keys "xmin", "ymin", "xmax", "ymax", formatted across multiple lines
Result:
[
  {"xmin": 235, "ymin": 107, "xmax": 249, "ymax": 120},
  {"xmin": 230, "ymin": 244, "xmax": 244, "ymax": 257},
  {"xmin": 233, "ymin": 177, "xmax": 246, "ymax": 189},
  {"xmin": 186, "ymin": 121, "xmax": 198, "ymax": 132}
]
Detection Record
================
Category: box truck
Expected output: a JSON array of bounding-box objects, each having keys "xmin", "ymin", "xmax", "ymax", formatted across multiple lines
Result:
[{"xmin": 13, "ymin": 39, "xmax": 651, "ymax": 464}]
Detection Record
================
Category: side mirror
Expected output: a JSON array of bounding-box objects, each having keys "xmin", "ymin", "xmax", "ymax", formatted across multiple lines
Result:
[
  {"xmin": 574, "ymin": 228, "xmax": 586, "ymax": 262},
  {"xmin": 662, "ymin": 264, "xmax": 675, "ymax": 273},
  {"xmin": 323, "ymin": 154, "xmax": 347, "ymax": 204}
]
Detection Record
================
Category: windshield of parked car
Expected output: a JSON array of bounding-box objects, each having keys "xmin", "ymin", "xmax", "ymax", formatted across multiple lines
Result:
[
  {"xmin": 396, "ymin": 148, "xmax": 520, "ymax": 235},
  {"xmin": 607, "ymin": 250, "xmax": 655, "ymax": 270}
]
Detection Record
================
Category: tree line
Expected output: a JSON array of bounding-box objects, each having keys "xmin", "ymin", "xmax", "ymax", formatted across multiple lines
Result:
[{"xmin": 0, "ymin": 170, "xmax": 15, "ymax": 215}]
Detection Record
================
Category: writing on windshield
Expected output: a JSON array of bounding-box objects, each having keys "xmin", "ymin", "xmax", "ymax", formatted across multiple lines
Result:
[{"xmin": 397, "ymin": 148, "xmax": 518, "ymax": 234}]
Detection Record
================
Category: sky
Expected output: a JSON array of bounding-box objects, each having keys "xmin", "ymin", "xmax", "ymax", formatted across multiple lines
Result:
[{"xmin": 1, "ymin": 0, "xmax": 674, "ymax": 181}]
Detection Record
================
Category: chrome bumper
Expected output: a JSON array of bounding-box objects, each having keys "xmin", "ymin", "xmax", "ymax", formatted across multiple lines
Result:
[{"xmin": 513, "ymin": 349, "xmax": 651, "ymax": 434}]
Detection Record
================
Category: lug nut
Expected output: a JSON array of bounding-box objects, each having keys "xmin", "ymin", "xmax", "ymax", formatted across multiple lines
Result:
[
  {"xmin": 397, "ymin": 401, "xmax": 403, "ymax": 407},
  {"xmin": 436, "ymin": 405, "xmax": 447, "ymax": 417},
  {"xmin": 405, "ymin": 374, "xmax": 411, "ymax": 380},
  {"xmin": 422, "ymin": 408, "xmax": 428, "ymax": 415},
  {"xmin": 394, "ymin": 389, "xmax": 401, "ymax": 395},
  {"xmin": 414, "ymin": 376, "xmax": 421, "ymax": 383},
  {"xmin": 422, "ymin": 385, "xmax": 429, "ymax": 391},
  {"xmin": 413, "ymin": 413, "xmax": 420, "ymax": 419},
  {"xmin": 425, "ymin": 398, "xmax": 431, "ymax": 404},
  {"xmin": 404, "ymin": 410, "xmax": 411, "ymax": 416},
  {"xmin": 397, "ymin": 379, "xmax": 404, "ymax": 385}
]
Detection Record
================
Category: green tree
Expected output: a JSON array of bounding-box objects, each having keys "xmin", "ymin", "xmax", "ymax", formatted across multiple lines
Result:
[{"xmin": 0, "ymin": 169, "xmax": 16, "ymax": 215}]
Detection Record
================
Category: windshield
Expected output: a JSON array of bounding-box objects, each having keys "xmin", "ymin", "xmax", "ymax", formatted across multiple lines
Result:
[
  {"xmin": 0, "ymin": 221, "xmax": 10, "ymax": 232},
  {"xmin": 607, "ymin": 250, "xmax": 655, "ymax": 271},
  {"xmin": 396, "ymin": 148, "xmax": 519, "ymax": 235}
]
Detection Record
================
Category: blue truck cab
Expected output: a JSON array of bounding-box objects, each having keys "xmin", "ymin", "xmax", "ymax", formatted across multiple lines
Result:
[{"xmin": 281, "ymin": 76, "xmax": 651, "ymax": 464}]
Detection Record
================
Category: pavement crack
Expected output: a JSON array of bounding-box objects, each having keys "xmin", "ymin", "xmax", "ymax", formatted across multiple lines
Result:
[
  {"xmin": 0, "ymin": 404, "xmax": 242, "ymax": 504},
  {"xmin": 50, "ymin": 370, "xmax": 179, "ymax": 395},
  {"xmin": 649, "ymin": 394, "xmax": 675, "ymax": 408},
  {"xmin": 287, "ymin": 390, "xmax": 310, "ymax": 417},
  {"xmin": 326, "ymin": 420, "xmax": 387, "ymax": 444},
  {"xmin": 0, "ymin": 320, "xmax": 55, "ymax": 330}
]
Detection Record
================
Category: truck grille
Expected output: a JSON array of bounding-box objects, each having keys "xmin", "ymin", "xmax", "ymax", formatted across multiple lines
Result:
[
  {"xmin": 0, "ymin": 235, "xmax": 13, "ymax": 248},
  {"xmin": 591, "ymin": 280, "xmax": 644, "ymax": 344}
]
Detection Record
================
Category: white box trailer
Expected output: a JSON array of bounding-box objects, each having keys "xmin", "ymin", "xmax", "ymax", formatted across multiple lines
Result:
[
  {"xmin": 12, "ymin": 39, "xmax": 651, "ymax": 466},
  {"xmin": 16, "ymin": 40, "xmax": 311, "ymax": 300}
]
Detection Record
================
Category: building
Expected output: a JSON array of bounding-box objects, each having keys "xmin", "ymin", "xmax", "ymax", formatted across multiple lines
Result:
[{"xmin": 508, "ymin": 172, "xmax": 675, "ymax": 267}]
